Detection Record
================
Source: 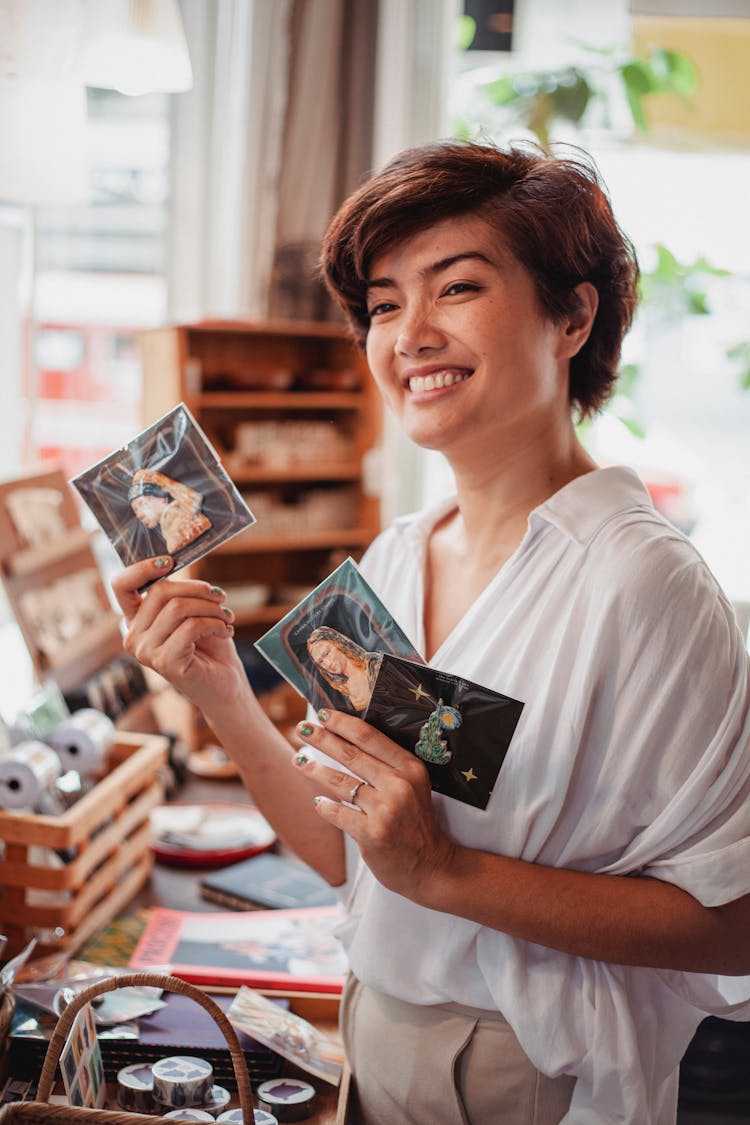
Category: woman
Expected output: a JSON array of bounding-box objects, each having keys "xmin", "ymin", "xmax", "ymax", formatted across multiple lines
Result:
[
  {"xmin": 113, "ymin": 141, "xmax": 750, "ymax": 1125},
  {"xmin": 128, "ymin": 467, "xmax": 212, "ymax": 554},
  {"xmin": 306, "ymin": 625, "xmax": 379, "ymax": 712}
]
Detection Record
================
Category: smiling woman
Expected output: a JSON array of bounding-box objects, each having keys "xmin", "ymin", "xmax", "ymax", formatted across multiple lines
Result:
[{"xmin": 111, "ymin": 139, "xmax": 750, "ymax": 1125}]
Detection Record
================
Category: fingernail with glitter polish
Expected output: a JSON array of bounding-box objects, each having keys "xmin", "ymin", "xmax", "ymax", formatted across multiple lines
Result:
[
  {"xmin": 154, "ymin": 557, "xmax": 172, "ymax": 569},
  {"xmin": 298, "ymin": 722, "xmax": 314, "ymax": 737},
  {"xmin": 317, "ymin": 708, "xmax": 330, "ymax": 723},
  {"xmin": 295, "ymin": 753, "xmax": 308, "ymax": 767}
]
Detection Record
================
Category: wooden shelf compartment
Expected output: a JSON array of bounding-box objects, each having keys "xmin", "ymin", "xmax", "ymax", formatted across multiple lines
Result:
[{"xmin": 214, "ymin": 526, "xmax": 375, "ymax": 555}]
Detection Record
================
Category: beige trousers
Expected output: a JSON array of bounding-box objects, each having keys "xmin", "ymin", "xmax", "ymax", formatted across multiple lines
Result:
[{"xmin": 340, "ymin": 975, "xmax": 576, "ymax": 1125}]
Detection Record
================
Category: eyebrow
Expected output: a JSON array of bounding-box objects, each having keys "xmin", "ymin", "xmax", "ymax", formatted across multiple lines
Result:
[{"xmin": 365, "ymin": 250, "xmax": 494, "ymax": 293}]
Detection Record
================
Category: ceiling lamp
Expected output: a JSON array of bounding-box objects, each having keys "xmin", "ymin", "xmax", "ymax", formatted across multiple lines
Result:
[{"xmin": 80, "ymin": 0, "xmax": 193, "ymax": 96}]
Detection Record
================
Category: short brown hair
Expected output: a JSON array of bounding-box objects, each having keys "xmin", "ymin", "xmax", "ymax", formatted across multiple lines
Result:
[{"xmin": 320, "ymin": 140, "xmax": 639, "ymax": 418}]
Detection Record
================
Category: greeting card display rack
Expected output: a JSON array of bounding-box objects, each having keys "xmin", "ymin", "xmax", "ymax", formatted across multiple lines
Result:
[{"xmin": 0, "ymin": 466, "xmax": 124, "ymax": 701}]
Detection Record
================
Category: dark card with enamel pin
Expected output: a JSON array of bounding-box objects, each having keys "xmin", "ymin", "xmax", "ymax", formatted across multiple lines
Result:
[{"xmin": 363, "ymin": 653, "xmax": 524, "ymax": 809}]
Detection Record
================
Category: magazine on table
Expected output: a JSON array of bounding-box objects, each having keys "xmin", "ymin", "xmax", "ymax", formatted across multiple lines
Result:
[{"xmin": 128, "ymin": 906, "xmax": 348, "ymax": 994}]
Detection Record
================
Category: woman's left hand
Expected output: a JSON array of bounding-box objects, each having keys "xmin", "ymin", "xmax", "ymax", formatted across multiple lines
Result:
[{"xmin": 294, "ymin": 709, "xmax": 456, "ymax": 903}]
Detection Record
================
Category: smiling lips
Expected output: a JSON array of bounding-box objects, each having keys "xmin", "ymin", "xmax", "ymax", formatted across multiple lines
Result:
[{"xmin": 407, "ymin": 369, "xmax": 473, "ymax": 394}]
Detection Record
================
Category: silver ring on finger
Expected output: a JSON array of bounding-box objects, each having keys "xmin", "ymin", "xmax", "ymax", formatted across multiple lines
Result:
[{"xmin": 348, "ymin": 779, "xmax": 367, "ymax": 806}]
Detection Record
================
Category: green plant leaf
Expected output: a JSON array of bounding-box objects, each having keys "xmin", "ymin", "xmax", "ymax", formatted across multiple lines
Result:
[
  {"xmin": 693, "ymin": 255, "xmax": 732, "ymax": 279},
  {"xmin": 617, "ymin": 362, "xmax": 642, "ymax": 397},
  {"xmin": 484, "ymin": 75, "xmax": 519, "ymax": 107},
  {"xmin": 687, "ymin": 290, "xmax": 710, "ymax": 315},
  {"xmin": 454, "ymin": 14, "xmax": 477, "ymax": 51},
  {"xmin": 550, "ymin": 71, "xmax": 592, "ymax": 123},
  {"xmin": 726, "ymin": 341, "xmax": 750, "ymax": 391},
  {"xmin": 619, "ymin": 61, "xmax": 652, "ymax": 131},
  {"xmin": 653, "ymin": 48, "xmax": 698, "ymax": 99},
  {"xmin": 621, "ymin": 415, "xmax": 647, "ymax": 439}
]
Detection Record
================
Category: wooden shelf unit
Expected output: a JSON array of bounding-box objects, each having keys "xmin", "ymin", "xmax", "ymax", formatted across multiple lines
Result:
[{"xmin": 139, "ymin": 319, "xmax": 383, "ymax": 735}]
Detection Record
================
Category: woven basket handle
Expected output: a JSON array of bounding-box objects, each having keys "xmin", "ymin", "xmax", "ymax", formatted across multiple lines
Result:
[{"xmin": 36, "ymin": 971, "xmax": 255, "ymax": 1119}]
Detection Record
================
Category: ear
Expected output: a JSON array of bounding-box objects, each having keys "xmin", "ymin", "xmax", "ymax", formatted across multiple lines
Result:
[{"xmin": 558, "ymin": 282, "xmax": 598, "ymax": 360}]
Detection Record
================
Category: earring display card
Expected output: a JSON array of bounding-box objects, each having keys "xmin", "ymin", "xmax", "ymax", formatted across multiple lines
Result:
[
  {"xmin": 364, "ymin": 653, "xmax": 525, "ymax": 810},
  {"xmin": 254, "ymin": 557, "xmax": 423, "ymax": 715},
  {"xmin": 71, "ymin": 403, "xmax": 256, "ymax": 578}
]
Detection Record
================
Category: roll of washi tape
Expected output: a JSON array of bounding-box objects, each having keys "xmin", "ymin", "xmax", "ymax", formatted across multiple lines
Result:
[
  {"xmin": 0, "ymin": 741, "xmax": 61, "ymax": 810},
  {"xmin": 216, "ymin": 1111, "xmax": 278, "ymax": 1125},
  {"xmin": 200, "ymin": 1085, "xmax": 231, "ymax": 1116},
  {"xmin": 48, "ymin": 708, "xmax": 115, "ymax": 777},
  {"xmin": 256, "ymin": 1078, "xmax": 316, "ymax": 1122},
  {"xmin": 162, "ymin": 1110, "xmax": 215, "ymax": 1121},
  {"xmin": 116, "ymin": 1063, "xmax": 157, "ymax": 1114},
  {"xmin": 152, "ymin": 1056, "xmax": 214, "ymax": 1109}
]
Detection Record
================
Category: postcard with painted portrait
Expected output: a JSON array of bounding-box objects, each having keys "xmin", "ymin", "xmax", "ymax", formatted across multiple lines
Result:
[
  {"xmin": 255, "ymin": 557, "xmax": 423, "ymax": 714},
  {"xmin": 71, "ymin": 403, "xmax": 255, "ymax": 580},
  {"xmin": 364, "ymin": 653, "xmax": 525, "ymax": 809}
]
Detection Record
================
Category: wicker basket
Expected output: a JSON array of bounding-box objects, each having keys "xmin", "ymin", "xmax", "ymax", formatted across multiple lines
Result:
[{"xmin": 0, "ymin": 973, "xmax": 254, "ymax": 1123}]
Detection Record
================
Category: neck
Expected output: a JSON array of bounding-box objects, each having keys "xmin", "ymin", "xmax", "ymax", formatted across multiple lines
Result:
[{"xmin": 445, "ymin": 417, "xmax": 597, "ymax": 560}]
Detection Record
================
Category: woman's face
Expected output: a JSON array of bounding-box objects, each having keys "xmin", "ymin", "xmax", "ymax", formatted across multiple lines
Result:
[
  {"xmin": 363, "ymin": 214, "xmax": 573, "ymax": 462},
  {"xmin": 131, "ymin": 494, "xmax": 168, "ymax": 528},
  {"xmin": 309, "ymin": 638, "xmax": 350, "ymax": 678}
]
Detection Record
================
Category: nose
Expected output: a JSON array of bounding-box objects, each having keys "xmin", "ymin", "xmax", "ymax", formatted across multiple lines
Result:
[{"xmin": 395, "ymin": 303, "xmax": 446, "ymax": 358}]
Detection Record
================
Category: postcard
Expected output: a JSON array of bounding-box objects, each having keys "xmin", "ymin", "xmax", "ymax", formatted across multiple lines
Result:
[
  {"xmin": 59, "ymin": 1002, "xmax": 106, "ymax": 1109},
  {"xmin": 71, "ymin": 403, "xmax": 255, "ymax": 580},
  {"xmin": 228, "ymin": 986, "xmax": 344, "ymax": 1086},
  {"xmin": 363, "ymin": 653, "xmax": 524, "ymax": 810},
  {"xmin": 255, "ymin": 557, "xmax": 423, "ymax": 714}
]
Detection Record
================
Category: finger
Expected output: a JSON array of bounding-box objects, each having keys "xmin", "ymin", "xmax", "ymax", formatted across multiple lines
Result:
[
  {"xmin": 312, "ymin": 794, "xmax": 369, "ymax": 835},
  {"xmin": 111, "ymin": 556, "xmax": 174, "ymax": 621},
  {"xmin": 313, "ymin": 709, "xmax": 424, "ymax": 774},
  {"xmin": 292, "ymin": 746, "xmax": 371, "ymax": 809},
  {"xmin": 126, "ymin": 601, "xmax": 235, "ymax": 662},
  {"xmin": 132, "ymin": 578, "xmax": 231, "ymax": 635},
  {"xmin": 135, "ymin": 615, "xmax": 236, "ymax": 677}
]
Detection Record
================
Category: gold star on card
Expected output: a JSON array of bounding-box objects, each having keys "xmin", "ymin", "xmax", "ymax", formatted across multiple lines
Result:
[
  {"xmin": 410, "ymin": 683, "xmax": 428, "ymax": 702},
  {"xmin": 461, "ymin": 768, "xmax": 478, "ymax": 783}
]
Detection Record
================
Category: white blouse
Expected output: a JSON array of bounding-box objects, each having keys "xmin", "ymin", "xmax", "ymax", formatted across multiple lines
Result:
[{"xmin": 333, "ymin": 466, "xmax": 750, "ymax": 1125}]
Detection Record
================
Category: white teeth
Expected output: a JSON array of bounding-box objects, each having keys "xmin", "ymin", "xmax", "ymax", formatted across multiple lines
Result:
[{"xmin": 407, "ymin": 371, "xmax": 470, "ymax": 394}]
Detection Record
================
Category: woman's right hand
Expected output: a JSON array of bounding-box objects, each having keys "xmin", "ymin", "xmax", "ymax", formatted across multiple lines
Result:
[{"xmin": 111, "ymin": 555, "xmax": 248, "ymax": 717}]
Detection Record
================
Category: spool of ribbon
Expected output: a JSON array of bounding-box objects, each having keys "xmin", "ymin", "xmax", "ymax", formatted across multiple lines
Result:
[
  {"xmin": 48, "ymin": 708, "xmax": 115, "ymax": 777},
  {"xmin": 0, "ymin": 741, "xmax": 61, "ymax": 810}
]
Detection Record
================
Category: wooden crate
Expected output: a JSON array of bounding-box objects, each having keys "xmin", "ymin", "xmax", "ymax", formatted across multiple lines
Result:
[{"xmin": 0, "ymin": 734, "xmax": 169, "ymax": 959}]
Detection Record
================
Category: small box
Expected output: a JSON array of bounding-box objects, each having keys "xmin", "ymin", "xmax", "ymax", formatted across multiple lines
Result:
[{"xmin": 0, "ymin": 733, "xmax": 169, "ymax": 959}]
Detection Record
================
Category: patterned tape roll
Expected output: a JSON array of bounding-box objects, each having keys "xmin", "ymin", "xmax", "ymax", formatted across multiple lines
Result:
[
  {"xmin": 116, "ymin": 1063, "xmax": 156, "ymax": 1114},
  {"xmin": 152, "ymin": 1056, "xmax": 214, "ymax": 1108},
  {"xmin": 200, "ymin": 1084, "xmax": 231, "ymax": 1115},
  {"xmin": 217, "ymin": 1111, "xmax": 278, "ymax": 1125},
  {"xmin": 162, "ymin": 1111, "xmax": 215, "ymax": 1121},
  {"xmin": 256, "ymin": 1078, "xmax": 316, "ymax": 1122}
]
